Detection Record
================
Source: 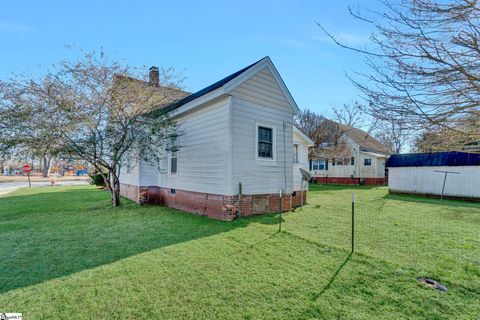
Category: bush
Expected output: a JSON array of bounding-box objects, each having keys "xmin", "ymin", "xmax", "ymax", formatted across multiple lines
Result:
[{"xmin": 89, "ymin": 171, "xmax": 106, "ymax": 187}]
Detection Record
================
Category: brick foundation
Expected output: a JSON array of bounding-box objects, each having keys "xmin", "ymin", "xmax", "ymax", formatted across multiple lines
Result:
[
  {"xmin": 292, "ymin": 191, "xmax": 307, "ymax": 208},
  {"xmin": 120, "ymin": 183, "xmax": 307, "ymax": 221},
  {"xmin": 312, "ymin": 177, "xmax": 386, "ymax": 186}
]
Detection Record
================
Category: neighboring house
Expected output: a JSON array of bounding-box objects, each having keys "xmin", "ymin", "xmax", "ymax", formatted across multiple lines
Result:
[
  {"xmin": 310, "ymin": 122, "xmax": 391, "ymax": 185},
  {"xmin": 386, "ymin": 151, "xmax": 480, "ymax": 200},
  {"xmin": 119, "ymin": 57, "xmax": 313, "ymax": 220}
]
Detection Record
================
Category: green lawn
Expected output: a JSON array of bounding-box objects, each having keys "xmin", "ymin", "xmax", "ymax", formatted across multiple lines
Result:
[{"xmin": 0, "ymin": 184, "xmax": 478, "ymax": 319}]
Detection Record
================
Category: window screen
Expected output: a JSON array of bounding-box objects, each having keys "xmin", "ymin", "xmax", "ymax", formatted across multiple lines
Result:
[{"xmin": 258, "ymin": 127, "xmax": 273, "ymax": 158}]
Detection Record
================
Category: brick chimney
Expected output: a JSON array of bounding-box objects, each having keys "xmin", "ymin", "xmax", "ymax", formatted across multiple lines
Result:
[{"xmin": 149, "ymin": 66, "xmax": 159, "ymax": 87}]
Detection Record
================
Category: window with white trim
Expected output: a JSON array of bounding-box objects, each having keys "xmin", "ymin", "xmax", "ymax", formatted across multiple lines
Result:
[
  {"xmin": 126, "ymin": 157, "xmax": 132, "ymax": 174},
  {"xmin": 364, "ymin": 158, "xmax": 372, "ymax": 166},
  {"xmin": 293, "ymin": 144, "xmax": 299, "ymax": 163},
  {"xmin": 170, "ymin": 151, "xmax": 177, "ymax": 174},
  {"xmin": 257, "ymin": 126, "xmax": 273, "ymax": 159}
]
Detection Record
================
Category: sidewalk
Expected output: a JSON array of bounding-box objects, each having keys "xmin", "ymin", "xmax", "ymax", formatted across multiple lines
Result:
[{"xmin": 0, "ymin": 179, "xmax": 90, "ymax": 196}]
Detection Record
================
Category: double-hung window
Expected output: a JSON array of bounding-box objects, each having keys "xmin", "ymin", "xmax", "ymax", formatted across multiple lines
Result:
[
  {"xmin": 258, "ymin": 126, "xmax": 273, "ymax": 159},
  {"xmin": 312, "ymin": 160, "xmax": 325, "ymax": 170},
  {"xmin": 364, "ymin": 158, "xmax": 372, "ymax": 166},
  {"xmin": 170, "ymin": 151, "xmax": 177, "ymax": 174},
  {"xmin": 293, "ymin": 144, "xmax": 299, "ymax": 163}
]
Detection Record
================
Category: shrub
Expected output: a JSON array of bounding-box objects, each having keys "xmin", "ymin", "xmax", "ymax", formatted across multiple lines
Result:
[{"xmin": 89, "ymin": 171, "xmax": 106, "ymax": 187}]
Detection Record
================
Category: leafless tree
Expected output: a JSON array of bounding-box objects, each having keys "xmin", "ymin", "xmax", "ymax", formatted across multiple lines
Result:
[
  {"xmin": 296, "ymin": 109, "xmax": 352, "ymax": 159},
  {"xmin": 373, "ymin": 120, "xmax": 410, "ymax": 153},
  {"xmin": 0, "ymin": 50, "xmax": 184, "ymax": 206},
  {"xmin": 332, "ymin": 101, "xmax": 365, "ymax": 128},
  {"xmin": 318, "ymin": 0, "xmax": 480, "ymax": 152}
]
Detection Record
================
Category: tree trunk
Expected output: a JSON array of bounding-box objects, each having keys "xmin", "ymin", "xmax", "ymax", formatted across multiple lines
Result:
[
  {"xmin": 42, "ymin": 155, "xmax": 52, "ymax": 177},
  {"xmin": 110, "ymin": 170, "xmax": 120, "ymax": 207}
]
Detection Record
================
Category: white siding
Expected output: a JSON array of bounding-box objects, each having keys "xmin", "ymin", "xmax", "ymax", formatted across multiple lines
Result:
[
  {"xmin": 119, "ymin": 161, "xmax": 140, "ymax": 186},
  {"xmin": 388, "ymin": 166, "xmax": 480, "ymax": 198},
  {"xmin": 359, "ymin": 152, "xmax": 385, "ymax": 178},
  {"xmin": 293, "ymin": 130, "xmax": 310, "ymax": 191},
  {"xmin": 310, "ymin": 138, "xmax": 387, "ymax": 179},
  {"xmin": 230, "ymin": 66, "xmax": 295, "ymax": 195},
  {"xmin": 155, "ymin": 97, "xmax": 232, "ymax": 195},
  {"xmin": 311, "ymin": 139, "xmax": 358, "ymax": 178}
]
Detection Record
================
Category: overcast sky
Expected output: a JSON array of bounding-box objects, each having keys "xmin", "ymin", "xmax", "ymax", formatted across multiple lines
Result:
[{"xmin": 0, "ymin": 0, "xmax": 378, "ymax": 117}]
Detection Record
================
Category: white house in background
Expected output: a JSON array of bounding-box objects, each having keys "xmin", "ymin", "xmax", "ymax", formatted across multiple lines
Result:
[
  {"xmin": 310, "ymin": 122, "xmax": 391, "ymax": 185},
  {"xmin": 119, "ymin": 57, "xmax": 313, "ymax": 220},
  {"xmin": 386, "ymin": 151, "xmax": 480, "ymax": 200}
]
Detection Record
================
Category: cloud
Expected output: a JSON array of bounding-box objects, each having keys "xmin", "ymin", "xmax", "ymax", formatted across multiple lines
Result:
[{"xmin": 0, "ymin": 22, "xmax": 38, "ymax": 34}]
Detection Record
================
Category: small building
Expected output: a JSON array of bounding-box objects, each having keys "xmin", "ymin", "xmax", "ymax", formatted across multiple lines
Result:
[
  {"xmin": 386, "ymin": 151, "xmax": 480, "ymax": 200},
  {"xmin": 119, "ymin": 57, "xmax": 313, "ymax": 220},
  {"xmin": 310, "ymin": 122, "xmax": 391, "ymax": 185}
]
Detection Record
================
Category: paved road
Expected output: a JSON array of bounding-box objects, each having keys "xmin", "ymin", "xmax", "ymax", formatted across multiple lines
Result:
[{"xmin": 0, "ymin": 180, "xmax": 89, "ymax": 196}]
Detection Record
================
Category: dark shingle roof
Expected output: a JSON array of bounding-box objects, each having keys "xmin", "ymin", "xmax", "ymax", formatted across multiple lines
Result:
[
  {"xmin": 335, "ymin": 122, "xmax": 392, "ymax": 155},
  {"xmin": 160, "ymin": 57, "xmax": 265, "ymax": 113},
  {"xmin": 386, "ymin": 151, "xmax": 480, "ymax": 167}
]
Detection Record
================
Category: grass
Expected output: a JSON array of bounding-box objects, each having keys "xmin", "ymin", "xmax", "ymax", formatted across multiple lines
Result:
[{"xmin": 0, "ymin": 184, "xmax": 478, "ymax": 319}]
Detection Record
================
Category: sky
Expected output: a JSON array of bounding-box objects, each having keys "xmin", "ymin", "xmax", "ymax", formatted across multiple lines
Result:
[{"xmin": 0, "ymin": 0, "xmax": 378, "ymax": 117}]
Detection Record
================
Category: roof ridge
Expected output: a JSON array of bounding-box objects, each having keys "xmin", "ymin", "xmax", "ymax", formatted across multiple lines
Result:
[{"xmin": 113, "ymin": 73, "xmax": 190, "ymax": 94}]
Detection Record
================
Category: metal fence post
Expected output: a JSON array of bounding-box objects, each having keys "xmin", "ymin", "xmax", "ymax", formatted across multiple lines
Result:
[{"xmin": 351, "ymin": 192, "xmax": 355, "ymax": 253}]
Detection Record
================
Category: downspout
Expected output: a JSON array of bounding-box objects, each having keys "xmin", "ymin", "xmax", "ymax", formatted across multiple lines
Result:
[{"xmin": 283, "ymin": 121, "xmax": 287, "ymax": 192}]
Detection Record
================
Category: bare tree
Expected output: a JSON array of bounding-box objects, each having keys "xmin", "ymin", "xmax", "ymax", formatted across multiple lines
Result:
[
  {"xmin": 318, "ymin": 0, "xmax": 480, "ymax": 152},
  {"xmin": 296, "ymin": 109, "xmax": 352, "ymax": 159},
  {"xmin": 332, "ymin": 101, "xmax": 365, "ymax": 127},
  {"xmin": 373, "ymin": 120, "xmax": 410, "ymax": 153},
  {"xmin": 0, "ymin": 50, "xmax": 184, "ymax": 206}
]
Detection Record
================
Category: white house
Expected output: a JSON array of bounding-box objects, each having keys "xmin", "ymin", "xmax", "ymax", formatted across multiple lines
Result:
[
  {"xmin": 119, "ymin": 57, "xmax": 313, "ymax": 220},
  {"xmin": 386, "ymin": 151, "xmax": 480, "ymax": 200},
  {"xmin": 310, "ymin": 122, "xmax": 391, "ymax": 185}
]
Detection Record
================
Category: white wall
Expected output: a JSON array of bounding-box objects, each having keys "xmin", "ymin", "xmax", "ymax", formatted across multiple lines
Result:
[
  {"xmin": 155, "ymin": 96, "xmax": 232, "ymax": 195},
  {"xmin": 293, "ymin": 130, "xmax": 310, "ymax": 191},
  {"xmin": 310, "ymin": 138, "xmax": 355, "ymax": 178},
  {"xmin": 388, "ymin": 166, "xmax": 480, "ymax": 198},
  {"xmin": 230, "ymin": 66, "xmax": 295, "ymax": 195},
  {"xmin": 119, "ymin": 159, "xmax": 140, "ymax": 186},
  {"xmin": 358, "ymin": 152, "xmax": 385, "ymax": 178},
  {"xmin": 310, "ymin": 138, "xmax": 386, "ymax": 179}
]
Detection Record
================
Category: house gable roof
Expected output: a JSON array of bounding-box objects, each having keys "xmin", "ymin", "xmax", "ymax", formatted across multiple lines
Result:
[
  {"xmin": 335, "ymin": 122, "xmax": 392, "ymax": 155},
  {"xmin": 113, "ymin": 74, "xmax": 191, "ymax": 111},
  {"xmin": 150, "ymin": 56, "xmax": 299, "ymax": 117},
  {"xmin": 294, "ymin": 126, "xmax": 314, "ymax": 146}
]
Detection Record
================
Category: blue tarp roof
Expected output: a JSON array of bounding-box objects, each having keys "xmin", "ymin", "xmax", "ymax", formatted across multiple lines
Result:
[{"xmin": 386, "ymin": 151, "xmax": 480, "ymax": 167}]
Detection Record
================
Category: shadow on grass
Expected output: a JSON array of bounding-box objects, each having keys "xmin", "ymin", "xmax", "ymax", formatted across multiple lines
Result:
[
  {"xmin": 0, "ymin": 186, "xmax": 258, "ymax": 294},
  {"xmin": 311, "ymin": 252, "xmax": 352, "ymax": 301},
  {"xmin": 309, "ymin": 184, "xmax": 380, "ymax": 192},
  {"xmin": 383, "ymin": 193, "xmax": 480, "ymax": 208}
]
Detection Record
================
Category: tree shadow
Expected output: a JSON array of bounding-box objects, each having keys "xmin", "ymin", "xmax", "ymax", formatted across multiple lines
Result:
[
  {"xmin": 311, "ymin": 252, "xmax": 352, "ymax": 301},
  {"xmin": 309, "ymin": 184, "xmax": 380, "ymax": 192},
  {"xmin": 0, "ymin": 186, "xmax": 258, "ymax": 294},
  {"xmin": 383, "ymin": 193, "xmax": 480, "ymax": 208}
]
